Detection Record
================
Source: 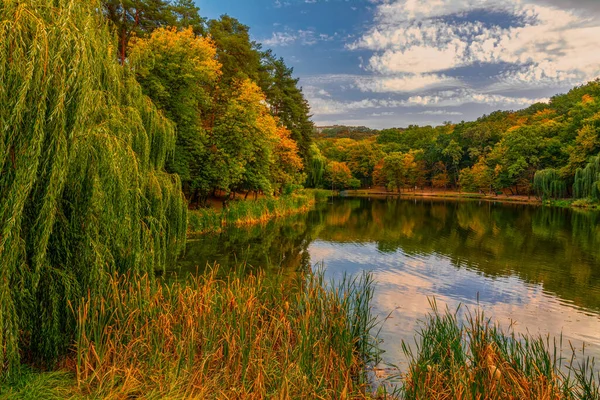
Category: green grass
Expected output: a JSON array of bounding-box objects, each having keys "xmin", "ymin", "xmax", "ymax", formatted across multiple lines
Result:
[
  {"xmin": 0, "ymin": 370, "xmax": 78, "ymax": 400},
  {"xmin": 187, "ymin": 189, "xmax": 335, "ymax": 234},
  {"xmin": 397, "ymin": 301, "xmax": 600, "ymax": 400},
  {"xmin": 544, "ymin": 198, "xmax": 600, "ymax": 210}
]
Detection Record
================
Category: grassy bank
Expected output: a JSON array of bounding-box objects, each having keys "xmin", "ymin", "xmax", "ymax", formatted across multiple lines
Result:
[
  {"xmin": 546, "ymin": 198, "xmax": 600, "ymax": 210},
  {"xmin": 398, "ymin": 303, "xmax": 600, "ymax": 400},
  {"xmin": 2, "ymin": 269, "xmax": 378, "ymax": 399},
  {"xmin": 188, "ymin": 189, "xmax": 334, "ymax": 234}
]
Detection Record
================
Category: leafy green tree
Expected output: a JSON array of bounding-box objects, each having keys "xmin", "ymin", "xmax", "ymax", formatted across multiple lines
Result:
[
  {"xmin": 347, "ymin": 140, "xmax": 384, "ymax": 187},
  {"xmin": 307, "ymin": 144, "xmax": 327, "ymax": 188},
  {"xmin": 431, "ymin": 162, "xmax": 450, "ymax": 189},
  {"xmin": 1, "ymin": 0, "xmax": 186, "ymax": 372},
  {"xmin": 171, "ymin": 0, "xmax": 205, "ymax": 35},
  {"xmin": 459, "ymin": 168, "xmax": 477, "ymax": 192},
  {"xmin": 471, "ymin": 157, "xmax": 493, "ymax": 192},
  {"xmin": 381, "ymin": 152, "xmax": 420, "ymax": 193},
  {"xmin": 442, "ymin": 139, "xmax": 463, "ymax": 185},
  {"xmin": 129, "ymin": 26, "xmax": 221, "ymax": 202}
]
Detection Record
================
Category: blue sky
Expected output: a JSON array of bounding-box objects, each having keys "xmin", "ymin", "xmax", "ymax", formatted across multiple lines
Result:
[{"xmin": 196, "ymin": 0, "xmax": 600, "ymax": 129}]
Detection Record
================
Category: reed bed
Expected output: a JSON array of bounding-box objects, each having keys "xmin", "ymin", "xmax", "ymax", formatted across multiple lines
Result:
[
  {"xmin": 70, "ymin": 269, "xmax": 378, "ymax": 399},
  {"xmin": 188, "ymin": 190, "xmax": 333, "ymax": 234},
  {"xmin": 399, "ymin": 302, "xmax": 600, "ymax": 400}
]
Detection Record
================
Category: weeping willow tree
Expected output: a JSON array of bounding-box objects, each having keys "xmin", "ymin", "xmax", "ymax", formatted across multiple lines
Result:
[
  {"xmin": 306, "ymin": 143, "xmax": 326, "ymax": 188},
  {"xmin": 0, "ymin": 0, "xmax": 187, "ymax": 375},
  {"xmin": 573, "ymin": 153, "xmax": 600, "ymax": 201},
  {"xmin": 533, "ymin": 169, "xmax": 567, "ymax": 200}
]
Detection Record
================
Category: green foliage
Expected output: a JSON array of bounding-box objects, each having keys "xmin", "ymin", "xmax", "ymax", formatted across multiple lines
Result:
[
  {"xmin": 573, "ymin": 153, "xmax": 600, "ymax": 201},
  {"xmin": 380, "ymin": 152, "xmax": 423, "ymax": 192},
  {"xmin": 316, "ymin": 125, "xmax": 377, "ymax": 140},
  {"xmin": 313, "ymin": 80, "xmax": 600, "ymax": 198},
  {"xmin": 128, "ymin": 16, "xmax": 311, "ymax": 203},
  {"xmin": 0, "ymin": 369, "xmax": 76, "ymax": 400},
  {"xmin": 306, "ymin": 144, "xmax": 326, "ymax": 188},
  {"xmin": 0, "ymin": 0, "xmax": 186, "ymax": 374},
  {"xmin": 325, "ymin": 161, "xmax": 355, "ymax": 190},
  {"xmin": 534, "ymin": 169, "xmax": 568, "ymax": 200},
  {"xmin": 261, "ymin": 54, "xmax": 314, "ymax": 162},
  {"xmin": 102, "ymin": 0, "xmax": 202, "ymax": 63},
  {"xmin": 129, "ymin": 26, "xmax": 220, "ymax": 200}
]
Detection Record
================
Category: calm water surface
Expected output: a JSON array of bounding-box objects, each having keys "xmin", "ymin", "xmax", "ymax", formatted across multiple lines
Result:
[{"xmin": 177, "ymin": 197, "xmax": 600, "ymax": 370}]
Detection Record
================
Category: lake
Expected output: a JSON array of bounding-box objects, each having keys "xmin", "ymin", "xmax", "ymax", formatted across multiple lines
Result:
[{"xmin": 177, "ymin": 197, "xmax": 600, "ymax": 372}]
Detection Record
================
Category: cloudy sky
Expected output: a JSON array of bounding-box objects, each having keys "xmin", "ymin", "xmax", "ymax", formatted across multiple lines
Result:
[{"xmin": 197, "ymin": 0, "xmax": 600, "ymax": 129}]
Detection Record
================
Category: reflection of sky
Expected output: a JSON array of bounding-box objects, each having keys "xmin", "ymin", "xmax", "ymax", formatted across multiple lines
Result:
[{"xmin": 309, "ymin": 240, "xmax": 600, "ymax": 371}]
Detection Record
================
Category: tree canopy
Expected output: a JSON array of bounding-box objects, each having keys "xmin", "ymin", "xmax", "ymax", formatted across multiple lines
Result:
[{"xmin": 313, "ymin": 80, "xmax": 600, "ymax": 199}]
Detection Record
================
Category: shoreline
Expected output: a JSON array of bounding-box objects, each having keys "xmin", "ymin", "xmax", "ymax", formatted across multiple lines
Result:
[
  {"xmin": 341, "ymin": 189, "xmax": 600, "ymax": 210},
  {"xmin": 187, "ymin": 189, "xmax": 333, "ymax": 234},
  {"xmin": 342, "ymin": 189, "xmax": 543, "ymax": 205}
]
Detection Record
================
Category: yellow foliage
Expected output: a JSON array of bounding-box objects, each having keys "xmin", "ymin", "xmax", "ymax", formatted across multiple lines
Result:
[
  {"xmin": 582, "ymin": 94, "xmax": 594, "ymax": 104},
  {"xmin": 130, "ymin": 26, "xmax": 221, "ymax": 81},
  {"xmin": 533, "ymin": 108, "xmax": 556, "ymax": 122}
]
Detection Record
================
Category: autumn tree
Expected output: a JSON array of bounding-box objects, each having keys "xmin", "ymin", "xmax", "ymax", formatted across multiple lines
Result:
[
  {"xmin": 129, "ymin": 27, "xmax": 221, "ymax": 202},
  {"xmin": 347, "ymin": 140, "xmax": 384, "ymax": 187},
  {"xmin": 431, "ymin": 162, "xmax": 450, "ymax": 189},
  {"xmin": 326, "ymin": 162, "xmax": 358, "ymax": 190},
  {"xmin": 381, "ymin": 152, "xmax": 418, "ymax": 193}
]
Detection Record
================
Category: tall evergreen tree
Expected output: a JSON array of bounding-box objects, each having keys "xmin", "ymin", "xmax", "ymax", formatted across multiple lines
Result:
[
  {"xmin": 261, "ymin": 53, "xmax": 314, "ymax": 163},
  {"xmin": 102, "ymin": 0, "xmax": 175, "ymax": 63}
]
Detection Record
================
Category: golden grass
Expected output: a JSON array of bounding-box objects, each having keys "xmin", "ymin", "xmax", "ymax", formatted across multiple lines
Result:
[{"xmin": 71, "ymin": 269, "xmax": 378, "ymax": 399}]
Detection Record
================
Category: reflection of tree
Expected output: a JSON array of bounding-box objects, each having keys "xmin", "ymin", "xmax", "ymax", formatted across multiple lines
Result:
[
  {"xmin": 176, "ymin": 213, "xmax": 318, "ymax": 279},
  {"xmin": 316, "ymin": 198, "xmax": 600, "ymax": 313},
  {"xmin": 177, "ymin": 198, "xmax": 600, "ymax": 313}
]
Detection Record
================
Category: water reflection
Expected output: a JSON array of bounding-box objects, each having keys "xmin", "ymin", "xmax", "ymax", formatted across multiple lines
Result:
[{"xmin": 176, "ymin": 197, "xmax": 600, "ymax": 368}]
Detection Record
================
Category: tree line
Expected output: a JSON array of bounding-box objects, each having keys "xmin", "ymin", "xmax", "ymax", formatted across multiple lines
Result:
[{"xmin": 313, "ymin": 81, "xmax": 600, "ymax": 202}]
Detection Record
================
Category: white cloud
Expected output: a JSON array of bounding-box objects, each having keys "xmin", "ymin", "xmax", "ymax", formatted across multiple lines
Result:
[
  {"xmin": 405, "ymin": 89, "xmax": 549, "ymax": 107},
  {"xmin": 355, "ymin": 73, "xmax": 462, "ymax": 92},
  {"xmin": 419, "ymin": 110, "xmax": 464, "ymax": 116},
  {"xmin": 306, "ymin": 96, "xmax": 407, "ymax": 115},
  {"xmin": 349, "ymin": 0, "xmax": 600, "ymax": 86},
  {"xmin": 302, "ymin": 73, "xmax": 462, "ymax": 94},
  {"xmin": 304, "ymin": 86, "xmax": 547, "ymax": 117},
  {"xmin": 263, "ymin": 31, "xmax": 297, "ymax": 47},
  {"xmin": 263, "ymin": 28, "xmax": 335, "ymax": 47}
]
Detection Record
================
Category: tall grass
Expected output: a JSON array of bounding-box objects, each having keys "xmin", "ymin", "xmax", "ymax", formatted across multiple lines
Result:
[
  {"xmin": 72, "ymin": 269, "xmax": 378, "ymax": 398},
  {"xmin": 400, "ymin": 301, "xmax": 600, "ymax": 400},
  {"xmin": 0, "ymin": 0, "xmax": 187, "ymax": 375},
  {"xmin": 188, "ymin": 189, "xmax": 333, "ymax": 233}
]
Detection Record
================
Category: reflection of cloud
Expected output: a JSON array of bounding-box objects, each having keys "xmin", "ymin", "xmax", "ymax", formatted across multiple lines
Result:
[{"xmin": 310, "ymin": 241, "xmax": 600, "ymax": 370}]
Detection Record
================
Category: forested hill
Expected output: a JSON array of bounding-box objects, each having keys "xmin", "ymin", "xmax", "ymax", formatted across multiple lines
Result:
[
  {"xmin": 313, "ymin": 80, "xmax": 600, "ymax": 202},
  {"xmin": 314, "ymin": 125, "xmax": 379, "ymax": 140},
  {"xmin": 103, "ymin": 0, "xmax": 314, "ymax": 205}
]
